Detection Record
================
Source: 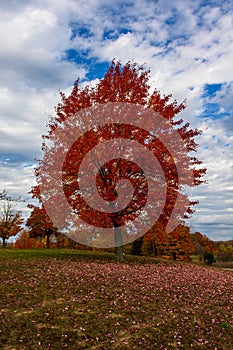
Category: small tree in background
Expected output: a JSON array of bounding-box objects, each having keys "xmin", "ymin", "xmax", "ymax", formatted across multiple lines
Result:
[
  {"xmin": 131, "ymin": 237, "xmax": 144, "ymax": 256},
  {"xmin": 0, "ymin": 201, "xmax": 23, "ymax": 248},
  {"xmin": 143, "ymin": 224, "xmax": 195, "ymax": 260},
  {"xmin": 204, "ymin": 252, "xmax": 215, "ymax": 265},
  {"xmin": 0, "ymin": 189, "xmax": 25, "ymax": 203},
  {"xmin": 26, "ymin": 205, "xmax": 58, "ymax": 249},
  {"xmin": 192, "ymin": 232, "xmax": 217, "ymax": 261},
  {"xmin": 143, "ymin": 221, "xmax": 166, "ymax": 256},
  {"xmin": 165, "ymin": 225, "xmax": 195, "ymax": 260},
  {"xmin": 217, "ymin": 243, "xmax": 233, "ymax": 262},
  {"xmin": 14, "ymin": 230, "xmax": 44, "ymax": 249}
]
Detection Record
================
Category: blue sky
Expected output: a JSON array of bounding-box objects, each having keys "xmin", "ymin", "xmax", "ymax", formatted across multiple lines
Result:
[{"xmin": 0, "ymin": 0, "xmax": 232, "ymax": 241}]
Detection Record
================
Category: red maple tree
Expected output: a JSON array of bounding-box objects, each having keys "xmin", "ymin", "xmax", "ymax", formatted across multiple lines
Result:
[
  {"xmin": 26, "ymin": 205, "xmax": 58, "ymax": 249},
  {"xmin": 30, "ymin": 60, "xmax": 206, "ymax": 260}
]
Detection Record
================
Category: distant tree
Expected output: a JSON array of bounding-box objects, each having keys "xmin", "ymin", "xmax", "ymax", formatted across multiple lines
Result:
[
  {"xmin": 0, "ymin": 190, "xmax": 8, "ymax": 201},
  {"xmin": 204, "ymin": 252, "xmax": 215, "ymax": 265},
  {"xmin": 26, "ymin": 205, "xmax": 58, "ymax": 249},
  {"xmin": 0, "ymin": 189, "xmax": 25, "ymax": 203},
  {"xmin": 143, "ymin": 221, "xmax": 166, "ymax": 256},
  {"xmin": 192, "ymin": 232, "xmax": 217, "ymax": 260},
  {"xmin": 30, "ymin": 60, "xmax": 206, "ymax": 261},
  {"xmin": 218, "ymin": 243, "xmax": 228, "ymax": 254},
  {"xmin": 131, "ymin": 237, "xmax": 143, "ymax": 256},
  {"xmin": 141, "ymin": 239, "xmax": 157, "ymax": 256},
  {"xmin": 54, "ymin": 233, "xmax": 81, "ymax": 249},
  {"xmin": 14, "ymin": 230, "xmax": 43, "ymax": 249},
  {"xmin": 166, "ymin": 225, "xmax": 196, "ymax": 260},
  {"xmin": 217, "ymin": 243, "xmax": 233, "ymax": 262},
  {"xmin": 155, "ymin": 224, "xmax": 195, "ymax": 260},
  {"xmin": 218, "ymin": 243, "xmax": 233, "ymax": 255},
  {"xmin": 142, "ymin": 224, "xmax": 195, "ymax": 260},
  {"xmin": 0, "ymin": 201, "xmax": 23, "ymax": 248}
]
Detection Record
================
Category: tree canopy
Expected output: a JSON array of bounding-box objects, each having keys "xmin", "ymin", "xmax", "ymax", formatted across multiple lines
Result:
[
  {"xmin": 0, "ymin": 201, "xmax": 23, "ymax": 248},
  {"xmin": 26, "ymin": 205, "xmax": 58, "ymax": 249},
  {"xmin": 30, "ymin": 60, "xmax": 206, "ymax": 260}
]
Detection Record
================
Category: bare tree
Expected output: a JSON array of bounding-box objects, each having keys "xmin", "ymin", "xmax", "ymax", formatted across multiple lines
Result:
[{"xmin": 0, "ymin": 189, "xmax": 25, "ymax": 202}]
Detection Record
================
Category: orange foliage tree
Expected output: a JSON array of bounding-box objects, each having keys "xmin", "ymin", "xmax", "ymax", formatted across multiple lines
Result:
[
  {"xmin": 143, "ymin": 221, "xmax": 167, "ymax": 256},
  {"xmin": 192, "ymin": 231, "xmax": 217, "ymax": 258},
  {"xmin": 160, "ymin": 225, "xmax": 195, "ymax": 260},
  {"xmin": 14, "ymin": 229, "xmax": 44, "ymax": 249},
  {"xmin": 26, "ymin": 205, "xmax": 58, "ymax": 249},
  {"xmin": 0, "ymin": 201, "xmax": 23, "ymax": 247},
  {"xmin": 30, "ymin": 60, "xmax": 206, "ymax": 260},
  {"xmin": 143, "ymin": 224, "xmax": 195, "ymax": 260}
]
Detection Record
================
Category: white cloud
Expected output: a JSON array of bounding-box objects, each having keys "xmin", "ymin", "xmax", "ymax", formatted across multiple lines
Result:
[{"xmin": 0, "ymin": 6, "xmax": 87, "ymax": 89}]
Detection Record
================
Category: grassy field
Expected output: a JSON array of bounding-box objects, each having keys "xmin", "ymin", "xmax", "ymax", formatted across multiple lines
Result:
[{"xmin": 0, "ymin": 249, "xmax": 232, "ymax": 349}]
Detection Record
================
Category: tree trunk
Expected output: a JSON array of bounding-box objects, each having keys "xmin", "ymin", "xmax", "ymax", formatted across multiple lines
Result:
[
  {"xmin": 115, "ymin": 245, "xmax": 124, "ymax": 262},
  {"xmin": 152, "ymin": 241, "xmax": 156, "ymax": 256},
  {"xmin": 2, "ymin": 237, "xmax": 6, "ymax": 248},
  {"xmin": 131, "ymin": 238, "xmax": 143, "ymax": 256},
  {"xmin": 46, "ymin": 232, "xmax": 50, "ymax": 249},
  {"xmin": 114, "ymin": 226, "xmax": 124, "ymax": 262}
]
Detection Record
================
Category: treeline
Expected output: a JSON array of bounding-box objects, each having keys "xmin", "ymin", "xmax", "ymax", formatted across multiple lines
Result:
[
  {"xmin": 13, "ymin": 224, "xmax": 232, "ymax": 263},
  {"xmin": 1, "ymin": 191, "xmax": 232, "ymax": 262},
  {"xmin": 215, "ymin": 241, "xmax": 233, "ymax": 262}
]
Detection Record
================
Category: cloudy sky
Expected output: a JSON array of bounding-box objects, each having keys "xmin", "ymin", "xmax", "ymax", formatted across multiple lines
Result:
[{"xmin": 0, "ymin": 0, "xmax": 232, "ymax": 241}]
